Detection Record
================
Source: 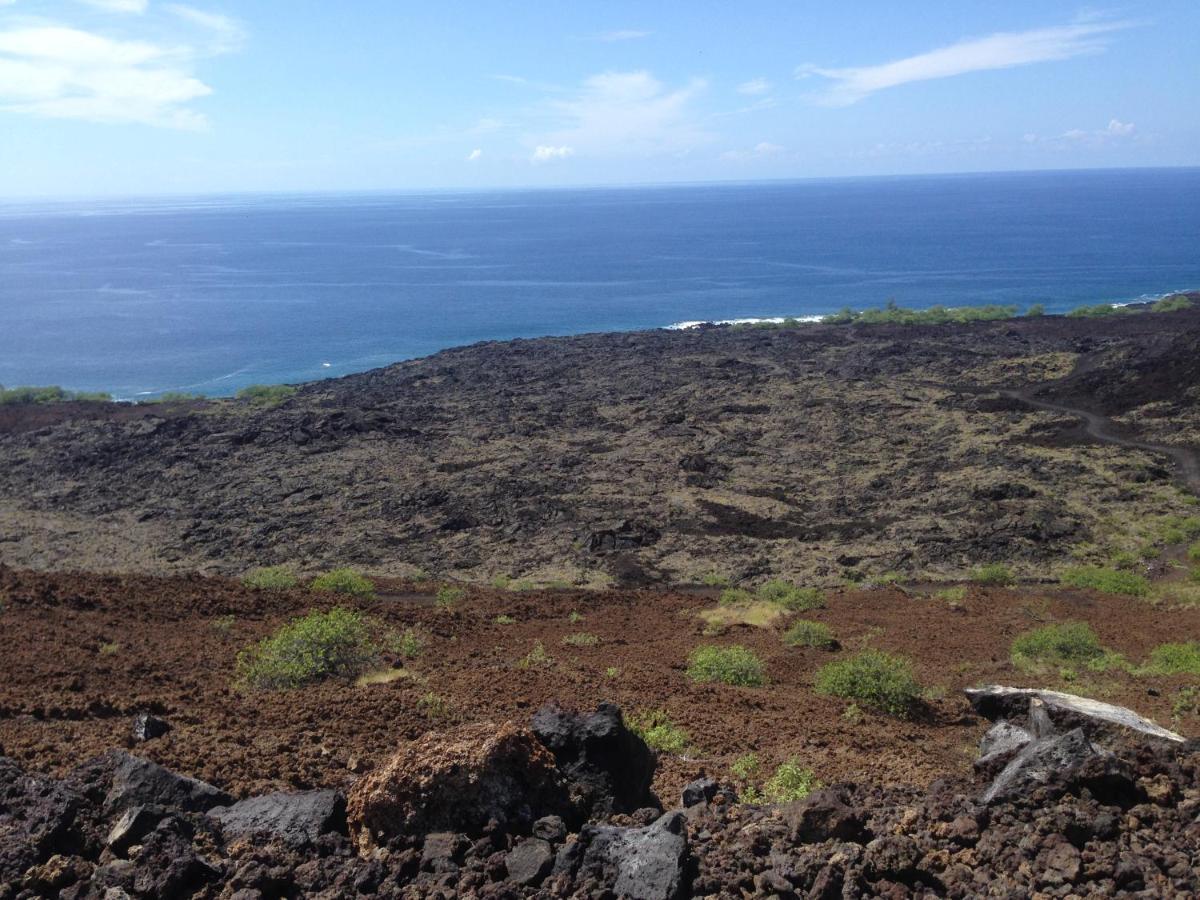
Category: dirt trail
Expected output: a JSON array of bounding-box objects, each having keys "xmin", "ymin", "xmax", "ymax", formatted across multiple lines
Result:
[{"xmin": 998, "ymin": 348, "xmax": 1200, "ymax": 495}]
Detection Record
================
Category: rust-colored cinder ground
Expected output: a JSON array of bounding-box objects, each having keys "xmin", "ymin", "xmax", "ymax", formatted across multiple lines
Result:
[{"xmin": 1, "ymin": 565, "xmax": 1196, "ymax": 804}]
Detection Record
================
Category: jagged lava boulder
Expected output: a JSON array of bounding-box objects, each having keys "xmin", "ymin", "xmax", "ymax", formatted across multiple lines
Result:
[
  {"xmin": 346, "ymin": 720, "xmax": 569, "ymax": 853},
  {"xmin": 531, "ymin": 701, "xmax": 657, "ymax": 819}
]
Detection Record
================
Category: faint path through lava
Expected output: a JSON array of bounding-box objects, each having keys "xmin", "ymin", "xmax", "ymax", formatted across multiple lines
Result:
[{"xmin": 999, "ymin": 386, "xmax": 1200, "ymax": 497}]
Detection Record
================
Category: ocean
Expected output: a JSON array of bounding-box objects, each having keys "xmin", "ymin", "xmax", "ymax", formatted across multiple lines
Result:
[{"xmin": 1, "ymin": 168, "xmax": 1198, "ymax": 399}]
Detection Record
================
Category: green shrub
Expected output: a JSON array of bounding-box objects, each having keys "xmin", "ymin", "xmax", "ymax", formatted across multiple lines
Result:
[
  {"xmin": 628, "ymin": 709, "xmax": 691, "ymax": 754},
  {"xmin": 701, "ymin": 572, "xmax": 731, "ymax": 587},
  {"xmin": 815, "ymin": 649, "xmax": 921, "ymax": 717},
  {"xmin": 562, "ymin": 632, "xmax": 599, "ymax": 647},
  {"xmin": 1159, "ymin": 516, "xmax": 1200, "ymax": 542},
  {"xmin": 1060, "ymin": 566, "xmax": 1149, "ymax": 597},
  {"xmin": 782, "ymin": 620, "xmax": 836, "ymax": 649},
  {"xmin": 686, "ymin": 644, "xmax": 767, "ymax": 686},
  {"xmin": 719, "ymin": 587, "xmax": 754, "ymax": 605},
  {"xmin": 568, "ymin": 610, "xmax": 583, "ymax": 623},
  {"xmin": 806, "ymin": 301, "xmax": 1019, "ymax": 327},
  {"xmin": 731, "ymin": 752, "xmax": 761, "ymax": 781},
  {"xmin": 1146, "ymin": 642, "xmax": 1200, "ymax": 676},
  {"xmin": 310, "ymin": 568, "xmax": 375, "ymax": 598},
  {"xmin": 972, "ymin": 564, "xmax": 1014, "ymax": 586},
  {"xmin": 236, "ymin": 607, "xmax": 379, "ymax": 689},
  {"xmin": 242, "ymin": 565, "xmax": 298, "ymax": 591},
  {"xmin": 1151, "ymin": 294, "xmax": 1193, "ymax": 313},
  {"xmin": 605, "ymin": 666, "xmax": 620, "ymax": 678},
  {"xmin": 1026, "ymin": 303, "xmax": 1046, "ymax": 317},
  {"xmin": 436, "ymin": 586, "xmax": 464, "ymax": 609},
  {"xmin": 490, "ymin": 575, "xmax": 511, "ymax": 589},
  {"xmin": 764, "ymin": 759, "xmax": 821, "ymax": 803},
  {"xmin": 99, "ymin": 642, "xmax": 120, "ymax": 655},
  {"xmin": 236, "ymin": 383, "xmax": 297, "ymax": 405},
  {"xmin": 0, "ymin": 384, "xmax": 112, "ymax": 405},
  {"xmin": 757, "ymin": 580, "xmax": 825, "ymax": 611},
  {"xmin": 1189, "ymin": 542, "xmax": 1200, "ymax": 563},
  {"xmin": 389, "ymin": 627, "xmax": 425, "ymax": 659},
  {"xmin": 934, "ymin": 586, "xmax": 967, "ymax": 602},
  {"xmin": 518, "ymin": 641, "xmax": 552, "ymax": 669},
  {"xmin": 1011, "ymin": 622, "xmax": 1104, "ymax": 666},
  {"xmin": 494, "ymin": 614, "xmax": 516, "ymax": 625},
  {"xmin": 1109, "ymin": 550, "xmax": 1139, "ymax": 571},
  {"xmin": 418, "ymin": 692, "xmax": 452, "ymax": 719}
]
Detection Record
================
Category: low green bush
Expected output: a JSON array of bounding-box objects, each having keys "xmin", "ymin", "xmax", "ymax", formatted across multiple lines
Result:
[
  {"xmin": 236, "ymin": 383, "xmax": 298, "ymax": 405},
  {"xmin": 686, "ymin": 644, "xmax": 766, "ymax": 686},
  {"xmin": 0, "ymin": 384, "xmax": 112, "ymax": 405},
  {"xmin": 1011, "ymin": 622, "xmax": 1105, "ymax": 666},
  {"xmin": 1151, "ymin": 294, "xmax": 1194, "ymax": 313},
  {"xmin": 562, "ymin": 632, "xmax": 599, "ymax": 647},
  {"xmin": 1109, "ymin": 550, "xmax": 1139, "ymax": 571},
  {"xmin": 934, "ymin": 586, "xmax": 967, "ymax": 602},
  {"xmin": 242, "ymin": 565, "xmax": 298, "ymax": 591},
  {"xmin": 628, "ymin": 709, "xmax": 691, "ymax": 754},
  {"xmin": 763, "ymin": 759, "xmax": 821, "ymax": 802},
  {"xmin": 815, "ymin": 649, "xmax": 921, "ymax": 717},
  {"xmin": 972, "ymin": 564, "xmax": 1014, "ymax": 586},
  {"xmin": 389, "ymin": 627, "xmax": 425, "ymax": 659},
  {"xmin": 1026, "ymin": 303, "xmax": 1046, "ymax": 317},
  {"xmin": 1189, "ymin": 542, "xmax": 1200, "ymax": 563},
  {"xmin": 310, "ymin": 568, "xmax": 375, "ymax": 598},
  {"xmin": 436, "ymin": 586, "xmax": 464, "ymax": 609},
  {"xmin": 1060, "ymin": 566, "xmax": 1149, "ymax": 597},
  {"xmin": 236, "ymin": 607, "xmax": 380, "ymax": 689},
  {"xmin": 1146, "ymin": 642, "xmax": 1200, "ymax": 676},
  {"xmin": 518, "ymin": 641, "xmax": 552, "ymax": 669},
  {"xmin": 758, "ymin": 580, "xmax": 825, "ymax": 611},
  {"xmin": 782, "ymin": 620, "xmax": 836, "ymax": 649},
  {"xmin": 719, "ymin": 587, "xmax": 754, "ymax": 605}
]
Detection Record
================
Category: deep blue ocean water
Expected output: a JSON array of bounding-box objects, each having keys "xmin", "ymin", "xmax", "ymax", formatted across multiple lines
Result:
[{"xmin": 2, "ymin": 168, "xmax": 1198, "ymax": 398}]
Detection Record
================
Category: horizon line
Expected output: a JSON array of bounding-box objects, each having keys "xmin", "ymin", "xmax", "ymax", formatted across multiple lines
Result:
[{"xmin": 2, "ymin": 163, "xmax": 1198, "ymax": 207}]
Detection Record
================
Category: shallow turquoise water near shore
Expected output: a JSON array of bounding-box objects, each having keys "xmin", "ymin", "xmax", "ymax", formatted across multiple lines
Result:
[{"xmin": 1, "ymin": 168, "xmax": 1197, "ymax": 398}]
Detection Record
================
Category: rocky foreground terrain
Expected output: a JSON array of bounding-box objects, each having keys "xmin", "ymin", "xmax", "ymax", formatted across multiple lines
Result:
[
  {"xmin": 1, "ymin": 298, "xmax": 1199, "ymax": 584},
  {"xmin": 2, "ymin": 694, "xmax": 1198, "ymax": 899}
]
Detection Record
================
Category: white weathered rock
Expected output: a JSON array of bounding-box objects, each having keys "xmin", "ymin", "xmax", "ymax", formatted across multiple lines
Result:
[{"xmin": 964, "ymin": 686, "xmax": 1184, "ymax": 743}]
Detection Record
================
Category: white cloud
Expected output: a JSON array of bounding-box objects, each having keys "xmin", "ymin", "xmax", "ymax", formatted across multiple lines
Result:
[
  {"xmin": 721, "ymin": 141, "xmax": 784, "ymax": 161},
  {"xmin": 737, "ymin": 78, "xmax": 771, "ymax": 96},
  {"xmin": 466, "ymin": 148, "xmax": 482, "ymax": 161},
  {"xmin": 532, "ymin": 144, "xmax": 573, "ymax": 162},
  {"xmin": 0, "ymin": 9, "xmax": 243, "ymax": 129},
  {"xmin": 1106, "ymin": 118, "xmax": 1134, "ymax": 136},
  {"xmin": 536, "ymin": 70, "xmax": 710, "ymax": 158},
  {"xmin": 79, "ymin": 0, "xmax": 149, "ymax": 12},
  {"xmin": 595, "ymin": 29, "xmax": 650, "ymax": 42},
  {"xmin": 798, "ymin": 20, "xmax": 1131, "ymax": 106},
  {"xmin": 1026, "ymin": 119, "xmax": 1137, "ymax": 146},
  {"xmin": 166, "ymin": 4, "xmax": 245, "ymax": 53}
]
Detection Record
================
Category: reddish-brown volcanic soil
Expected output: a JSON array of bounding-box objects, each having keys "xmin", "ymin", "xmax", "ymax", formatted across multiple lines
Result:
[{"xmin": 2, "ymin": 566, "xmax": 1196, "ymax": 805}]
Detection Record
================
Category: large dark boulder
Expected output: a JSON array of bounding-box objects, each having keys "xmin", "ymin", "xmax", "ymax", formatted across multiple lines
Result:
[
  {"xmin": 64, "ymin": 750, "xmax": 230, "ymax": 818},
  {"xmin": 209, "ymin": 790, "xmax": 347, "ymax": 847},
  {"xmin": 0, "ymin": 757, "xmax": 86, "ymax": 881},
  {"xmin": 783, "ymin": 787, "xmax": 868, "ymax": 844},
  {"xmin": 532, "ymin": 702, "xmax": 657, "ymax": 819},
  {"xmin": 567, "ymin": 810, "xmax": 690, "ymax": 900}
]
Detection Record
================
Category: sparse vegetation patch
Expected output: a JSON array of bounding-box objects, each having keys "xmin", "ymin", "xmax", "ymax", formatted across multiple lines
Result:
[
  {"xmin": 1146, "ymin": 642, "xmax": 1200, "ymax": 676},
  {"xmin": 310, "ymin": 568, "xmax": 375, "ymax": 598},
  {"xmin": 687, "ymin": 644, "xmax": 767, "ymax": 686},
  {"xmin": 1060, "ymin": 566, "xmax": 1149, "ymax": 597},
  {"xmin": 236, "ymin": 607, "xmax": 380, "ymax": 689},
  {"xmin": 242, "ymin": 565, "xmax": 298, "ymax": 591},
  {"xmin": 972, "ymin": 564, "xmax": 1014, "ymax": 586},
  {"xmin": 782, "ymin": 620, "xmax": 836, "ymax": 649},
  {"xmin": 815, "ymin": 649, "xmax": 921, "ymax": 717},
  {"xmin": 628, "ymin": 709, "xmax": 691, "ymax": 754}
]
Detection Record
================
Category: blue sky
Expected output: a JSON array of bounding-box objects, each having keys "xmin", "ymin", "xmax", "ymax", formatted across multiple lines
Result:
[{"xmin": 0, "ymin": 1, "xmax": 1196, "ymax": 196}]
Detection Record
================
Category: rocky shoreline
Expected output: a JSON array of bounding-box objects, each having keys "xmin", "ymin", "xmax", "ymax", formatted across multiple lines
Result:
[{"xmin": 2, "ymin": 297, "xmax": 1200, "ymax": 585}]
